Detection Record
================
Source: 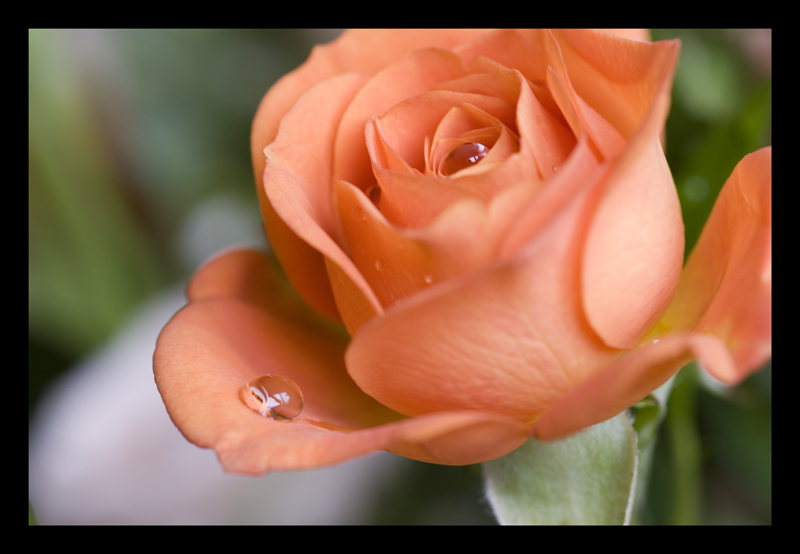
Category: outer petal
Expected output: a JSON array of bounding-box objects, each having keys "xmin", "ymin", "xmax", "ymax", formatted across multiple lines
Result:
[
  {"xmin": 581, "ymin": 134, "xmax": 684, "ymax": 349},
  {"xmin": 579, "ymin": 36, "xmax": 684, "ymax": 349},
  {"xmin": 661, "ymin": 147, "xmax": 772, "ymax": 381},
  {"xmin": 531, "ymin": 332, "xmax": 735, "ymax": 440},
  {"xmin": 154, "ymin": 249, "xmax": 529, "ymax": 473},
  {"xmin": 263, "ymin": 72, "xmax": 382, "ymax": 323},
  {"xmin": 554, "ymin": 29, "xmax": 679, "ymax": 140}
]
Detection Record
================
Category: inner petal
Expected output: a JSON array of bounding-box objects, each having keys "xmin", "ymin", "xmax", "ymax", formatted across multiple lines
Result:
[{"xmin": 374, "ymin": 90, "xmax": 516, "ymax": 173}]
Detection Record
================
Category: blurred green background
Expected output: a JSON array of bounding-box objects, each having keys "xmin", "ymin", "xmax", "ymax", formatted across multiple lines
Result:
[{"xmin": 29, "ymin": 29, "xmax": 771, "ymax": 524}]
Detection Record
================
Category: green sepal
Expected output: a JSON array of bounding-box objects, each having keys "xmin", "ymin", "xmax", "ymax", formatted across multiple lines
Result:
[{"xmin": 483, "ymin": 412, "xmax": 638, "ymax": 525}]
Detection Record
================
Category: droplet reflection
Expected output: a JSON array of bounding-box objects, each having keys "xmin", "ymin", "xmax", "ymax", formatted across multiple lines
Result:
[
  {"xmin": 443, "ymin": 142, "xmax": 488, "ymax": 175},
  {"xmin": 241, "ymin": 374, "xmax": 304, "ymax": 420}
]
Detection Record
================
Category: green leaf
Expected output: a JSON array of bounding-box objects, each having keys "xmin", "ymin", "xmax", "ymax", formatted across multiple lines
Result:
[{"xmin": 483, "ymin": 412, "xmax": 638, "ymax": 525}]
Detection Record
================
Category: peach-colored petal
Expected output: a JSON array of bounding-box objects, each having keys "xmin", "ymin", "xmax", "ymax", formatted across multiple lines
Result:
[
  {"xmin": 499, "ymin": 134, "xmax": 602, "ymax": 258},
  {"xmin": 217, "ymin": 409, "xmax": 531, "ymax": 472},
  {"xmin": 515, "ymin": 71, "xmax": 577, "ymax": 180},
  {"xmin": 662, "ymin": 147, "xmax": 772, "ymax": 381},
  {"xmin": 251, "ymin": 31, "xmax": 488, "ymax": 322},
  {"xmin": 435, "ymin": 66, "xmax": 526, "ymax": 107},
  {"xmin": 154, "ymin": 249, "xmax": 530, "ymax": 472},
  {"xmin": 367, "ymin": 117, "xmax": 420, "ymax": 175},
  {"xmin": 256, "ymin": 187, "xmax": 341, "ymax": 322},
  {"xmin": 337, "ymin": 173, "xmax": 552, "ymax": 316},
  {"xmin": 375, "ymin": 167, "xmax": 483, "ymax": 229},
  {"xmin": 604, "ymin": 29, "xmax": 651, "ymax": 42},
  {"xmin": 345, "ymin": 165, "xmax": 618, "ymax": 421},
  {"xmin": 188, "ymin": 248, "xmax": 309, "ymax": 321},
  {"xmin": 263, "ymin": 72, "xmax": 382, "ymax": 323},
  {"xmin": 266, "ymin": 73, "xmax": 366, "ymax": 242},
  {"xmin": 581, "ymin": 133, "xmax": 684, "ymax": 349},
  {"xmin": 430, "ymin": 71, "xmax": 572, "ymax": 184},
  {"xmin": 252, "ymin": 29, "xmax": 488, "ymax": 186},
  {"xmin": 333, "ymin": 47, "xmax": 469, "ymax": 189},
  {"xmin": 375, "ymin": 90, "xmax": 516, "ymax": 172},
  {"xmin": 455, "ymin": 30, "xmax": 620, "ymax": 163},
  {"xmin": 532, "ymin": 332, "xmax": 735, "ymax": 440},
  {"xmin": 553, "ymin": 30, "xmax": 679, "ymax": 140},
  {"xmin": 455, "ymin": 29, "xmax": 552, "ymax": 84},
  {"xmin": 544, "ymin": 47, "xmax": 626, "ymax": 162},
  {"xmin": 324, "ymin": 257, "xmax": 382, "ymax": 336},
  {"xmin": 335, "ymin": 179, "xmax": 438, "ymax": 308},
  {"xmin": 156, "ymin": 296, "xmax": 531, "ymax": 472}
]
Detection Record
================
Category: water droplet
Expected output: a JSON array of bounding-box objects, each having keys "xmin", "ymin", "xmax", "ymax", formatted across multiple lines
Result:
[
  {"xmin": 552, "ymin": 165, "xmax": 559, "ymax": 173},
  {"xmin": 374, "ymin": 259, "xmax": 386, "ymax": 271},
  {"xmin": 424, "ymin": 274, "xmax": 434, "ymax": 285},
  {"xmin": 350, "ymin": 205, "xmax": 365, "ymax": 222},
  {"xmin": 444, "ymin": 142, "xmax": 488, "ymax": 175},
  {"xmin": 241, "ymin": 374, "xmax": 304, "ymax": 420}
]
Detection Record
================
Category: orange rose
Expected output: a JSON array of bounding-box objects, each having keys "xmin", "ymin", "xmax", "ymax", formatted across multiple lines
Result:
[{"xmin": 154, "ymin": 30, "xmax": 771, "ymax": 473}]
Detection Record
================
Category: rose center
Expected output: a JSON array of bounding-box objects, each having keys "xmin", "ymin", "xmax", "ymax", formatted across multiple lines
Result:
[{"xmin": 443, "ymin": 142, "xmax": 488, "ymax": 176}]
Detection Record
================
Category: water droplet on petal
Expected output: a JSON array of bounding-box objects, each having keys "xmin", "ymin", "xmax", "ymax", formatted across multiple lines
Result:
[
  {"xmin": 424, "ymin": 274, "xmax": 434, "ymax": 285},
  {"xmin": 552, "ymin": 165, "xmax": 559, "ymax": 173},
  {"xmin": 241, "ymin": 374, "xmax": 304, "ymax": 420},
  {"xmin": 350, "ymin": 206, "xmax": 365, "ymax": 222},
  {"xmin": 444, "ymin": 142, "xmax": 488, "ymax": 175},
  {"xmin": 374, "ymin": 259, "xmax": 386, "ymax": 271}
]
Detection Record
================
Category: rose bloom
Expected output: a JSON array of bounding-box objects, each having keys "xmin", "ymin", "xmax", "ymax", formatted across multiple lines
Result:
[{"xmin": 154, "ymin": 30, "xmax": 771, "ymax": 473}]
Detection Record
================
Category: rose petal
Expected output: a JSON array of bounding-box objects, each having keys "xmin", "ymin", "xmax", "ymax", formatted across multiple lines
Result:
[
  {"xmin": 374, "ymin": 167, "xmax": 482, "ymax": 229},
  {"xmin": 375, "ymin": 89, "xmax": 516, "ymax": 172},
  {"xmin": 531, "ymin": 332, "xmax": 735, "ymax": 440},
  {"xmin": 577, "ymin": 33, "xmax": 684, "ymax": 350},
  {"xmin": 429, "ymin": 104, "xmax": 508, "ymax": 175},
  {"xmin": 553, "ymin": 29, "xmax": 679, "ymax": 140},
  {"xmin": 217, "ymin": 409, "xmax": 531, "ymax": 472},
  {"xmin": 188, "ymin": 248, "xmax": 308, "ymax": 320},
  {"xmin": 581, "ymin": 133, "xmax": 684, "ymax": 349},
  {"xmin": 263, "ymin": 72, "xmax": 382, "ymax": 323},
  {"xmin": 515, "ymin": 71, "xmax": 577, "ymax": 179},
  {"xmin": 252, "ymin": 29, "xmax": 488, "ymax": 181},
  {"xmin": 604, "ymin": 29, "xmax": 651, "ymax": 42},
  {"xmin": 661, "ymin": 147, "xmax": 772, "ymax": 381},
  {"xmin": 333, "ymin": 47, "xmax": 469, "ymax": 189},
  {"xmin": 252, "ymin": 31, "xmax": 488, "ymax": 322},
  {"xmin": 335, "ymin": 179, "xmax": 438, "ymax": 309},
  {"xmin": 336, "ymin": 175, "xmax": 547, "ymax": 316},
  {"xmin": 499, "ymin": 134, "xmax": 601, "ymax": 258},
  {"xmin": 455, "ymin": 29, "xmax": 553, "ymax": 84},
  {"xmin": 345, "ymin": 166, "xmax": 618, "ymax": 421},
  {"xmin": 154, "ymin": 248, "xmax": 529, "ymax": 473},
  {"xmin": 455, "ymin": 30, "xmax": 617, "ymax": 162}
]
